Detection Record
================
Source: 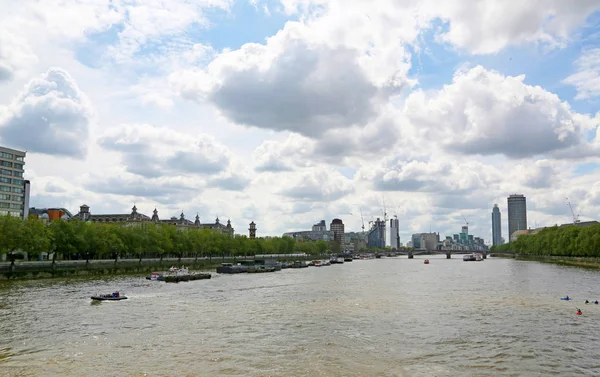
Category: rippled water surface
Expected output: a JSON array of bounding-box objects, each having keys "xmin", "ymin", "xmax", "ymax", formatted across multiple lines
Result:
[{"xmin": 2, "ymin": 256, "xmax": 600, "ymax": 377}]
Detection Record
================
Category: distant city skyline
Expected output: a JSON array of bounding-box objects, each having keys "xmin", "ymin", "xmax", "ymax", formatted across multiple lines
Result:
[{"xmin": 25, "ymin": 195, "xmax": 586, "ymax": 247}]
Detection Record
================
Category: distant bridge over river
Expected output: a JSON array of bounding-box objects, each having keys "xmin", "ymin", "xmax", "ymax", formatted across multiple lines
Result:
[{"xmin": 395, "ymin": 250, "xmax": 489, "ymax": 259}]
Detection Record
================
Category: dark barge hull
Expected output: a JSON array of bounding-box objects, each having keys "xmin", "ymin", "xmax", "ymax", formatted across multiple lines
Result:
[
  {"xmin": 163, "ymin": 273, "xmax": 212, "ymax": 283},
  {"xmin": 91, "ymin": 296, "xmax": 128, "ymax": 301}
]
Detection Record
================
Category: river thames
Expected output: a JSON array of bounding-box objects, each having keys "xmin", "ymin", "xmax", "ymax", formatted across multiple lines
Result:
[{"xmin": 1, "ymin": 256, "xmax": 600, "ymax": 376}]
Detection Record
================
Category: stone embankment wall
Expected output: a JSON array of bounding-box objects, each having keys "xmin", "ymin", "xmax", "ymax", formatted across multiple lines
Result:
[{"xmin": 0, "ymin": 255, "xmax": 312, "ymax": 280}]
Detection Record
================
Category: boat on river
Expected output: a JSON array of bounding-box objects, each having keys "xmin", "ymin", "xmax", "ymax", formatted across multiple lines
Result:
[
  {"xmin": 247, "ymin": 265, "xmax": 277, "ymax": 273},
  {"xmin": 146, "ymin": 272, "xmax": 164, "ymax": 281},
  {"xmin": 290, "ymin": 260, "xmax": 309, "ymax": 268},
  {"xmin": 216, "ymin": 263, "xmax": 248, "ymax": 274},
  {"xmin": 254, "ymin": 259, "xmax": 282, "ymax": 271},
  {"xmin": 463, "ymin": 253, "xmax": 483, "ymax": 261},
  {"xmin": 91, "ymin": 292, "xmax": 127, "ymax": 301},
  {"xmin": 148, "ymin": 266, "xmax": 211, "ymax": 282}
]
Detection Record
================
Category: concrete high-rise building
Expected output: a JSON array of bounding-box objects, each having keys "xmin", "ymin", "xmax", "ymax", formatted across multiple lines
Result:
[
  {"xmin": 0, "ymin": 146, "xmax": 27, "ymax": 218},
  {"xmin": 388, "ymin": 218, "xmax": 400, "ymax": 250},
  {"xmin": 312, "ymin": 220, "xmax": 326, "ymax": 232},
  {"xmin": 367, "ymin": 218, "xmax": 386, "ymax": 249},
  {"xmin": 491, "ymin": 204, "xmax": 502, "ymax": 246},
  {"xmin": 507, "ymin": 194, "xmax": 527, "ymax": 240},
  {"xmin": 412, "ymin": 232, "xmax": 439, "ymax": 250},
  {"xmin": 330, "ymin": 218, "xmax": 345, "ymax": 244}
]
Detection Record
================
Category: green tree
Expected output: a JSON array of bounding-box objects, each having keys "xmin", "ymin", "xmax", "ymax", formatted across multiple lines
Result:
[
  {"xmin": 50, "ymin": 220, "xmax": 78, "ymax": 260},
  {"xmin": 21, "ymin": 218, "xmax": 51, "ymax": 261},
  {"xmin": 0, "ymin": 215, "xmax": 24, "ymax": 266},
  {"xmin": 330, "ymin": 241, "xmax": 341, "ymax": 254},
  {"xmin": 102, "ymin": 224, "xmax": 127, "ymax": 263},
  {"xmin": 315, "ymin": 240, "xmax": 328, "ymax": 255}
]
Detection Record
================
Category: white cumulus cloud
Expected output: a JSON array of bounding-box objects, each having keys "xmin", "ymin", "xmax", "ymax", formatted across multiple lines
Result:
[
  {"xmin": 563, "ymin": 47, "xmax": 600, "ymax": 100},
  {"xmin": 404, "ymin": 66, "xmax": 584, "ymax": 158},
  {"xmin": 0, "ymin": 68, "xmax": 92, "ymax": 158}
]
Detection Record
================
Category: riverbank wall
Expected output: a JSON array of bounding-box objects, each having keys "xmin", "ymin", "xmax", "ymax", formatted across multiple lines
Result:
[
  {"xmin": 515, "ymin": 255, "xmax": 600, "ymax": 269},
  {"xmin": 491, "ymin": 253, "xmax": 600, "ymax": 269},
  {"xmin": 0, "ymin": 255, "xmax": 315, "ymax": 280}
]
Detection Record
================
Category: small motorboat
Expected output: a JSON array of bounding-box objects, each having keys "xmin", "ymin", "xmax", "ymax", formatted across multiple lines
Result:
[
  {"xmin": 91, "ymin": 292, "xmax": 127, "ymax": 301},
  {"xmin": 146, "ymin": 272, "xmax": 164, "ymax": 281},
  {"xmin": 424, "ymin": 259, "xmax": 430, "ymax": 264}
]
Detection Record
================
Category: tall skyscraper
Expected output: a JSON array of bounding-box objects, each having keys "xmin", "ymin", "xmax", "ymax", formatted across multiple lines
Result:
[
  {"xmin": 367, "ymin": 218, "xmax": 386, "ymax": 249},
  {"xmin": 507, "ymin": 194, "xmax": 527, "ymax": 240},
  {"xmin": 492, "ymin": 204, "xmax": 502, "ymax": 246},
  {"xmin": 388, "ymin": 218, "xmax": 400, "ymax": 250},
  {"xmin": 0, "ymin": 146, "xmax": 27, "ymax": 218},
  {"xmin": 330, "ymin": 218, "xmax": 345, "ymax": 244}
]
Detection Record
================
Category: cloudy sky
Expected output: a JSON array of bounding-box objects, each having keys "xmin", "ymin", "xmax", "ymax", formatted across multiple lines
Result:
[{"xmin": 1, "ymin": 0, "xmax": 599, "ymax": 244}]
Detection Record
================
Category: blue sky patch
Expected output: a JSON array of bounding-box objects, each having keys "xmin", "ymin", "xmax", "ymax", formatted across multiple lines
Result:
[
  {"xmin": 573, "ymin": 162, "xmax": 600, "ymax": 176},
  {"xmin": 409, "ymin": 12, "xmax": 600, "ymax": 114},
  {"xmin": 75, "ymin": 24, "xmax": 124, "ymax": 69},
  {"xmin": 337, "ymin": 167, "xmax": 357, "ymax": 180},
  {"xmin": 199, "ymin": 0, "xmax": 296, "ymax": 52}
]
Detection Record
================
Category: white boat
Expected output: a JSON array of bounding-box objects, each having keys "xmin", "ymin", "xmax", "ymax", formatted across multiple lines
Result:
[
  {"xmin": 463, "ymin": 253, "xmax": 484, "ymax": 261},
  {"xmin": 146, "ymin": 272, "xmax": 163, "ymax": 281},
  {"xmin": 168, "ymin": 266, "xmax": 190, "ymax": 275}
]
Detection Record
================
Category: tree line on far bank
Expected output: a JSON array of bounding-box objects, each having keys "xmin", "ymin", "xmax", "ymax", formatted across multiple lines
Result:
[
  {"xmin": 490, "ymin": 223, "xmax": 600, "ymax": 257},
  {"xmin": 0, "ymin": 215, "xmax": 334, "ymax": 262}
]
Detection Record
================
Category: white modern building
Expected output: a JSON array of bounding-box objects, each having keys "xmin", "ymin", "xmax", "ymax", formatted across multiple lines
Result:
[{"xmin": 0, "ymin": 146, "xmax": 28, "ymax": 218}]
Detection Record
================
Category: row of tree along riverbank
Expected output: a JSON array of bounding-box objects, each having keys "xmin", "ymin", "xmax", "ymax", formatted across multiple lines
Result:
[
  {"xmin": 0, "ymin": 215, "xmax": 333, "ymax": 263},
  {"xmin": 490, "ymin": 223, "xmax": 600, "ymax": 269},
  {"xmin": 0, "ymin": 255, "xmax": 319, "ymax": 280}
]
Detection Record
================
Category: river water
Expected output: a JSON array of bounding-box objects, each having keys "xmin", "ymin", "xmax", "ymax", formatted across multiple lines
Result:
[{"xmin": 1, "ymin": 256, "xmax": 600, "ymax": 377}]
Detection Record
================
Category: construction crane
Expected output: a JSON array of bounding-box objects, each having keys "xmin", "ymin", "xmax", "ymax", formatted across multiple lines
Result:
[
  {"xmin": 382, "ymin": 196, "xmax": 388, "ymax": 224},
  {"xmin": 566, "ymin": 198, "xmax": 580, "ymax": 225},
  {"xmin": 462, "ymin": 215, "xmax": 469, "ymax": 227},
  {"xmin": 359, "ymin": 207, "xmax": 365, "ymax": 233},
  {"xmin": 461, "ymin": 215, "xmax": 469, "ymax": 234}
]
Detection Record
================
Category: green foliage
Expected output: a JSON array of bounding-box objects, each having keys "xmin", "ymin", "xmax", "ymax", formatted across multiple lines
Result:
[
  {"xmin": 0, "ymin": 216, "xmax": 329, "ymax": 261},
  {"xmin": 491, "ymin": 224, "xmax": 600, "ymax": 257},
  {"xmin": 0, "ymin": 215, "xmax": 24, "ymax": 260},
  {"xmin": 21, "ymin": 218, "xmax": 51, "ymax": 260}
]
